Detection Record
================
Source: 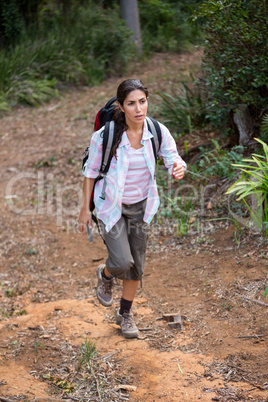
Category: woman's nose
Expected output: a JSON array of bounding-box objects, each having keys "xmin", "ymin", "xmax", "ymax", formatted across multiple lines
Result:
[{"xmin": 135, "ymin": 103, "xmax": 141, "ymax": 112}]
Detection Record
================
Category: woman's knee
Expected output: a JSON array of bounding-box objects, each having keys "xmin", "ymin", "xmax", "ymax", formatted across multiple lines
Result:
[{"xmin": 106, "ymin": 255, "xmax": 134, "ymax": 279}]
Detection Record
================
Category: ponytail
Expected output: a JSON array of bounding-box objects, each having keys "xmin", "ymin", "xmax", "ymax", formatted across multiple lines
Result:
[{"xmin": 112, "ymin": 105, "xmax": 128, "ymax": 157}]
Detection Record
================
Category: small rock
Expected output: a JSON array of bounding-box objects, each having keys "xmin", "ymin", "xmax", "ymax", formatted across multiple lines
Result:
[
  {"xmin": 168, "ymin": 322, "xmax": 184, "ymax": 330},
  {"xmin": 162, "ymin": 313, "xmax": 187, "ymax": 322},
  {"xmin": 163, "ymin": 313, "xmax": 186, "ymax": 330},
  {"xmin": 115, "ymin": 385, "xmax": 137, "ymax": 392},
  {"xmin": 7, "ymin": 167, "xmax": 18, "ymax": 173}
]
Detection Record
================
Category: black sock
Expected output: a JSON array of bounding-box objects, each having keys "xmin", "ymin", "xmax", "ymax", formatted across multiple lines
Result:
[
  {"xmin": 101, "ymin": 268, "xmax": 112, "ymax": 281},
  {"xmin": 119, "ymin": 298, "xmax": 133, "ymax": 315}
]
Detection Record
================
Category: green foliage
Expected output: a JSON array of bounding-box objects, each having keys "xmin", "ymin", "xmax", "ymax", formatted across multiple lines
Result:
[
  {"xmin": 0, "ymin": 1, "xmax": 134, "ymax": 110},
  {"xmin": 0, "ymin": 0, "xmax": 23, "ymax": 47},
  {"xmin": 17, "ymin": 309, "xmax": 27, "ymax": 316},
  {"xmin": 261, "ymin": 114, "xmax": 268, "ymax": 134},
  {"xmin": 7, "ymin": 75, "xmax": 59, "ymax": 106},
  {"xmin": 157, "ymin": 75, "xmax": 207, "ymax": 138},
  {"xmin": 165, "ymin": 192, "xmax": 198, "ymax": 236},
  {"xmin": 260, "ymin": 113, "xmax": 268, "ymax": 144},
  {"xmin": 226, "ymin": 138, "xmax": 268, "ymax": 234},
  {"xmin": 139, "ymin": 0, "xmax": 201, "ymax": 52},
  {"xmin": 77, "ymin": 338, "xmax": 97, "ymax": 372},
  {"xmin": 43, "ymin": 373, "xmax": 75, "ymax": 394},
  {"xmin": 0, "ymin": 92, "xmax": 10, "ymax": 112},
  {"xmin": 192, "ymin": 0, "xmax": 268, "ymax": 129},
  {"xmin": 5, "ymin": 288, "xmax": 16, "ymax": 298},
  {"xmin": 192, "ymin": 140, "xmax": 244, "ymax": 180},
  {"xmin": 26, "ymin": 248, "xmax": 38, "ymax": 255}
]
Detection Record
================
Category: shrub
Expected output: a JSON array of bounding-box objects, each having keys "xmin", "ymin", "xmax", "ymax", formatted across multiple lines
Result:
[
  {"xmin": 7, "ymin": 76, "xmax": 59, "ymax": 106},
  {"xmin": 226, "ymin": 138, "xmax": 268, "ymax": 234},
  {"xmin": 0, "ymin": 0, "xmax": 23, "ymax": 48},
  {"xmin": 192, "ymin": 0, "xmax": 268, "ymax": 130},
  {"xmin": 157, "ymin": 75, "xmax": 207, "ymax": 138},
  {"xmin": 192, "ymin": 140, "xmax": 245, "ymax": 181},
  {"xmin": 0, "ymin": 1, "xmax": 134, "ymax": 110},
  {"xmin": 139, "ymin": 0, "xmax": 201, "ymax": 53}
]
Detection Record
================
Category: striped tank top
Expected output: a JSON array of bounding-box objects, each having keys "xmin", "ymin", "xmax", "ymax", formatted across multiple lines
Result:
[{"xmin": 122, "ymin": 146, "xmax": 151, "ymax": 205}]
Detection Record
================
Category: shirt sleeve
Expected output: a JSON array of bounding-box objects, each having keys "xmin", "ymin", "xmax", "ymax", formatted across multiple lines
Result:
[
  {"xmin": 82, "ymin": 128, "xmax": 103, "ymax": 179},
  {"xmin": 158, "ymin": 123, "xmax": 187, "ymax": 175}
]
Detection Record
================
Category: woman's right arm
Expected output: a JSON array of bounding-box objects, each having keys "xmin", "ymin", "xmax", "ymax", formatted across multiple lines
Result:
[
  {"xmin": 79, "ymin": 129, "xmax": 103, "ymax": 234},
  {"xmin": 78, "ymin": 177, "xmax": 95, "ymax": 234}
]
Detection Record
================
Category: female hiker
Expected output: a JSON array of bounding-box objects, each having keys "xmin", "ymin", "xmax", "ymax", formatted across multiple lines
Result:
[{"xmin": 78, "ymin": 79, "xmax": 186, "ymax": 339}]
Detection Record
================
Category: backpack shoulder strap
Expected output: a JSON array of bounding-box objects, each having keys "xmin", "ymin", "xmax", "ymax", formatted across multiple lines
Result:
[
  {"xmin": 146, "ymin": 116, "xmax": 162, "ymax": 162},
  {"xmin": 105, "ymin": 96, "xmax": 117, "ymax": 109},
  {"xmin": 100, "ymin": 120, "xmax": 116, "ymax": 174},
  {"xmin": 97, "ymin": 96, "xmax": 117, "ymax": 130}
]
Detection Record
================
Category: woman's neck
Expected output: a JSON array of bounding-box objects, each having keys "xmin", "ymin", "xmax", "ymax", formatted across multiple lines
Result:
[
  {"xmin": 125, "ymin": 121, "xmax": 144, "ymax": 149},
  {"xmin": 125, "ymin": 119, "xmax": 144, "ymax": 136}
]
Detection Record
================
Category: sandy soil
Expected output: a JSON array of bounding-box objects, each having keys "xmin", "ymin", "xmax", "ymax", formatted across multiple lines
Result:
[{"xmin": 0, "ymin": 51, "xmax": 267, "ymax": 401}]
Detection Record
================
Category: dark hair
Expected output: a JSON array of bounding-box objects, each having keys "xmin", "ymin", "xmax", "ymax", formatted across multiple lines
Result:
[{"xmin": 112, "ymin": 79, "xmax": 149, "ymax": 157}]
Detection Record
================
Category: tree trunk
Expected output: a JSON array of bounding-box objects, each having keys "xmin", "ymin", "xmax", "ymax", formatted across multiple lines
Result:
[
  {"xmin": 120, "ymin": 0, "xmax": 142, "ymax": 54},
  {"xmin": 61, "ymin": 0, "xmax": 72, "ymax": 26},
  {"xmin": 233, "ymin": 104, "xmax": 253, "ymax": 146}
]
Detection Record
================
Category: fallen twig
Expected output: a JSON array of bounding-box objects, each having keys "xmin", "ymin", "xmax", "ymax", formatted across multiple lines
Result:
[
  {"xmin": 242, "ymin": 377, "xmax": 268, "ymax": 391},
  {"xmin": 96, "ymin": 376, "xmax": 102, "ymax": 401},
  {"xmin": 243, "ymin": 296, "xmax": 268, "ymax": 307},
  {"xmin": 192, "ymin": 265, "xmax": 205, "ymax": 270},
  {"xmin": 243, "ymin": 387, "xmax": 259, "ymax": 393},
  {"xmin": 235, "ymin": 334, "xmax": 266, "ymax": 339},
  {"xmin": 93, "ymin": 350, "xmax": 118, "ymax": 361},
  {"xmin": 139, "ymin": 328, "xmax": 153, "ymax": 332},
  {"xmin": 0, "ymin": 398, "xmax": 13, "ymax": 402}
]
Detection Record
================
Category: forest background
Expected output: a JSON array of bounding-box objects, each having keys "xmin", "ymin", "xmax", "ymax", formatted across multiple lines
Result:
[
  {"xmin": 0, "ymin": 1, "xmax": 268, "ymax": 399},
  {"xmin": 0, "ymin": 0, "xmax": 267, "ymax": 237}
]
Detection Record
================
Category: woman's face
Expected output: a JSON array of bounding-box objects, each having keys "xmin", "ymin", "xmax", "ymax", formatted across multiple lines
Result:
[{"xmin": 120, "ymin": 89, "xmax": 148, "ymax": 127}]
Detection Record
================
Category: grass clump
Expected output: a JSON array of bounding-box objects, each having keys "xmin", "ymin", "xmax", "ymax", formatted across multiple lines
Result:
[
  {"xmin": 157, "ymin": 75, "xmax": 207, "ymax": 138},
  {"xmin": 76, "ymin": 338, "xmax": 98, "ymax": 372}
]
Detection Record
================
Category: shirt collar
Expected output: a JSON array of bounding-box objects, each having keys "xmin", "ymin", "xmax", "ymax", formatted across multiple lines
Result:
[
  {"xmin": 142, "ymin": 118, "xmax": 154, "ymax": 141},
  {"xmin": 119, "ymin": 132, "xmax": 130, "ymax": 147},
  {"xmin": 119, "ymin": 118, "xmax": 153, "ymax": 148}
]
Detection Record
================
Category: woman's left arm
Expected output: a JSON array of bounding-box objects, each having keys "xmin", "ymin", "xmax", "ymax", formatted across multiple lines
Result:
[{"xmin": 158, "ymin": 123, "xmax": 186, "ymax": 181}]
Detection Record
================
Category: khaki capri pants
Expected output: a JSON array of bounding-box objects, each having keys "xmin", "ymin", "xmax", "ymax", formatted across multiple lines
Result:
[{"xmin": 99, "ymin": 199, "xmax": 150, "ymax": 281}]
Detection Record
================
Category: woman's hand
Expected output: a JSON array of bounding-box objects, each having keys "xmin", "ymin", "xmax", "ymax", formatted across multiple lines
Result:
[
  {"xmin": 78, "ymin": 207, "xmax": 92, "ymax": 234},
  {"xmin": 172, "ymin": 162, "xmax": 185, "ymax": 180}
]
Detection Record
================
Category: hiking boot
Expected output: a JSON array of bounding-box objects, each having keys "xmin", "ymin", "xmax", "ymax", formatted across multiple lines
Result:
[
  {"xmin": 116, "ymin": 309, "xmax": 139, "ymax": 339},
  {"xmin": 96, "ymin": 264, "xmax": 113, "ymax": 307}
]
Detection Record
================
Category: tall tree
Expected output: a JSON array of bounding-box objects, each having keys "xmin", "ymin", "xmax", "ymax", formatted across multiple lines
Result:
[{"xmin": 120, "ymin": 0, "xmax": 142, "ymax": 53}]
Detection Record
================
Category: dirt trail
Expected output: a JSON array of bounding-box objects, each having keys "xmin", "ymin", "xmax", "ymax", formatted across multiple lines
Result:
[{"xmin": 0, "ymin": 52, "xmax": 267, "ymax": 401}]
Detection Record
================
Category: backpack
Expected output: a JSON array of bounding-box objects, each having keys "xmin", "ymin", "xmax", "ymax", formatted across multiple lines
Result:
[{"xmin": 82, "ymin": 97, "xmax": 162, "ymax": 214}]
